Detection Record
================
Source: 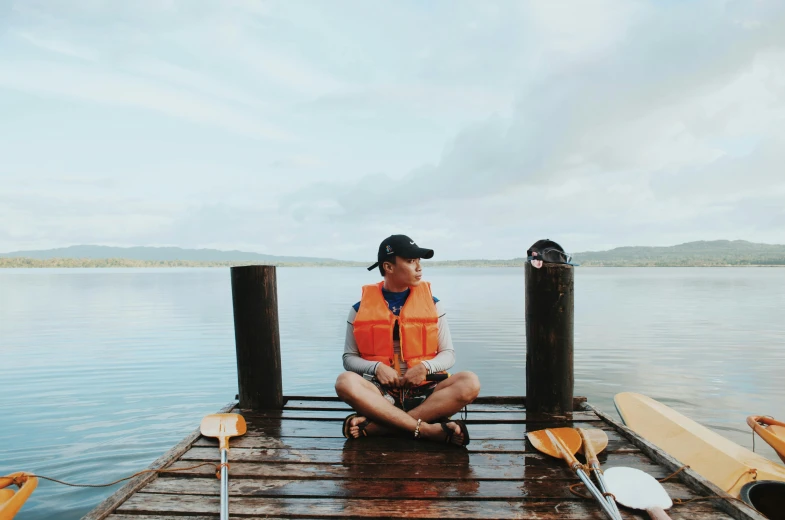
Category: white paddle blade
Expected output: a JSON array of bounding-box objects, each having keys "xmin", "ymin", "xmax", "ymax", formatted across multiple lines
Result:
[{"xmin": 604, "ymin": 467, "xmax": 672, "ymax": 511}]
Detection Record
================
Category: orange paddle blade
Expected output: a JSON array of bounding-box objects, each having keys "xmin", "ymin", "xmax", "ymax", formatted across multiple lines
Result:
[
  {"xmin": 529, "ymin": 427, "xmax": 582, "ymax": 459},
  {"xmin": 578, "ymin": 428, "xmax": 609, "ymax": 463},
  {"xmin": 200, "ymin": 413, "xmax": 247, "ymax": 450}
]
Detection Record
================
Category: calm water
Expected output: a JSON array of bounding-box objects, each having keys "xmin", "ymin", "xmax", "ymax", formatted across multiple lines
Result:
[{"xmin": 1, "ymin": 267, "xmax": 784, "ymax": 519}]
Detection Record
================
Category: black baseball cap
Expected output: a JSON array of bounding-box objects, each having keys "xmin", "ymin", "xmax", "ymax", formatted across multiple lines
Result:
[
  {"xmin": 367, "ymin": 234, "xmax": 435, "ymax": 271},
  {"xmin": 527, "ymin": 239, "xmax": 578, "ymax": 266}
]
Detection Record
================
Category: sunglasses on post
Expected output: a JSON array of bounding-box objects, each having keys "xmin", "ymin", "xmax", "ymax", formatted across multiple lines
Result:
[{"xmin": 527, "ymin": 247, "xmax": 574, "ymax": 266}]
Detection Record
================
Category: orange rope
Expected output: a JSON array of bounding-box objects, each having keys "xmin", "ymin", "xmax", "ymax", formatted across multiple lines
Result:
[
  {"xmin": 568, "ymin": 481, "xmax": 591, "ymax": 499},
  {"xmin": 654, "ymin": 465, "xmax": 761, "ymax": 512},
  {"xmin": 6, "ymin": 462, "xmax": 220, "ymax": 488},
  {"xmin": 659, "ymin": 465, "xmax": 758, "ymax": 494},
  {"xmin": 566, "ymin": 481, "xmax": 618, "ymax": 503},
  {"xmin": 215, "ymin": 462, "xmax": 231, "ymax": 479},
  {"xmin": 657, "ymin": 464, "xmax": 691, "ymax": 483}
]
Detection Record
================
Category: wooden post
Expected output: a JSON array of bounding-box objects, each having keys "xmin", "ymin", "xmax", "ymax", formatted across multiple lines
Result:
[
  {"xmin": 525, "ymin": 262, "xmax": 574, "ymax": 414},
  {"xmin": 231, "ymin": 265, "xmax": 283, "ymax": 410}
]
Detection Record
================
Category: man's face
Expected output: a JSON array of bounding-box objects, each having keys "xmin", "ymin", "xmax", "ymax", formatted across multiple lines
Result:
[{"xmin": 385, "ymin": 257, "xmax": 422, "ymax": 287}]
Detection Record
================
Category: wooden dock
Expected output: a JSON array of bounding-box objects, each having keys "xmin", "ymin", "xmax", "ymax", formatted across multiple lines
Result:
[{"xmin": 83, "ymin": 396, "xmax": 766, "ymax": 520}]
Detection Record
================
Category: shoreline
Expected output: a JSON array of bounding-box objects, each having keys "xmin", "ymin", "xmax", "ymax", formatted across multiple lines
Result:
[{"xmin": 2, "ymin": 259, "xmax": 785, "ymax": 268}]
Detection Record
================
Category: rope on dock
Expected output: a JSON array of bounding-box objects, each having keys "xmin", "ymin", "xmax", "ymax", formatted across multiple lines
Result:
[{"xmin": 6, "ymin": 462, "xmax": 221, "ymax": 488}]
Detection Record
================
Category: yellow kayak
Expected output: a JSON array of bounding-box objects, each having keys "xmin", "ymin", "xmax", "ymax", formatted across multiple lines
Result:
[
  {"xmin": 0, "ymin": 473, "xmax": 37, "ymax": 520},
  {"xmin": 748, "ymin": 416, "xmax": 785, "ymax": 465},
  {"xmin": 614, "ymin": 392, "xmax": 785, "ymax": 497}
]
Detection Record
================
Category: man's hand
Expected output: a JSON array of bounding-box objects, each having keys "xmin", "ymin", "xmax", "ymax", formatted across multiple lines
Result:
[
  {"xmin": 374, "ymin": 363, "xmax": 401, "ymax": 387},
  {"xmin": 401, "ymin": 362, "xmax": 428, "ymax": 388}
]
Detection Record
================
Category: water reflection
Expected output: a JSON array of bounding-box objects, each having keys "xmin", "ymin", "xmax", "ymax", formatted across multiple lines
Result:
[{"xmin": 340, "ymin": 441, "xmax": 478, "ymax": 499}]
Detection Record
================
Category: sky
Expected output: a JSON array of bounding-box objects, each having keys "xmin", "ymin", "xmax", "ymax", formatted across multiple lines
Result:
[{"xmin": 1, "ymin": 0, "xmax": 784, "ymax": 261}]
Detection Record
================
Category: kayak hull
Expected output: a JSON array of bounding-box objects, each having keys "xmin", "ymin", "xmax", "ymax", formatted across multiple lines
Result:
[
  {"xmin": 614, "ymin": 392, "xmax": 785, "ymax": 497},
  {"xmin": 0, "ymin": 472, "xmax": 37, "ymax": 520},
  {"xmin": 747, "ymin": 416, "xmax": 785, "ymax": 465}
]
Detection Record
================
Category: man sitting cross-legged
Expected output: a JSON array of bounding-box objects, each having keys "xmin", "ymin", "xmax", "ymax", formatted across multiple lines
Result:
[{"xmin": 335, "ymin": 234, "xmax": 481, "ymax": 445}]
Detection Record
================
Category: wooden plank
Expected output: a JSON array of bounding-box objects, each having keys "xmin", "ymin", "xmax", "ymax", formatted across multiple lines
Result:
[
  {"xmin": 107, "ymin": 516, "xmax": 223, "ymax": 520},
  {"xmin": 281, "ymin": 395, "xmax": 588, "ymax": 409},
  {"xmin": 180, "ymin": 447, "xmax": 641, "ymax": 467},
  {"xmin": 141, "ymin": 476, "xmax": 701, "ymax": 501},
  {"xmin": 82, "ymin": 402, "xmax": 237, "ymax": 520},
  {"xmin": 240, "ymin": 420, "xmax": 614, "ymax": 439},
  {"xmin": 283, "ymin": 400, "xmax": 530, "ymax": 412},
  {"xmin": 162, "ymin": 453, "xmax": 667, "ymax": 480},
  {"xmin": 240, "ymin": 409, "xmax": 601, "ymax": 423},
  {"xmin": 108, "ymin": 516, "xmax": 320, "ymax": 520},
  {"xmin": 583, "ymin": 402, "xmax": 768, "ymax": 520},
  {"xmin": 107, "ymin": 517, "xmax": 220, "ymax": 520},
  {"xmin": 108, "ymin": 516, "xmax": 309, "ymax": 520},
  {"xmin": 117, "ymin": 494, "xmax": 733, "ymax": 519},
  {"xmin": 193, "ymin": 434, "xmax": 639, "ymax": 453}
]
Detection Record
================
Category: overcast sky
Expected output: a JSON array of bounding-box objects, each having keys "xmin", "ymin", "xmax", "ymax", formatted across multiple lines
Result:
[{"xmin": 1, "ymin": 0, "xmax": 784, "ymax": 260}]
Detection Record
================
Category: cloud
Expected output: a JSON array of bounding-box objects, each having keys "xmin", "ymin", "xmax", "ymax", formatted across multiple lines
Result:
[
  {"xmin": 269, "ymin": 156, "xmax": 326, "ymax": 170},
  {"xmin": 0, "ymin": 60, "xmax": 292, "ymax": 141},
  {"xmin": 15, "ymin": 31, "xmax": 98, "ymax": 61},
  {"xmin": 278, "ymin": 1, "xmax": 785, "ymax": 239}
]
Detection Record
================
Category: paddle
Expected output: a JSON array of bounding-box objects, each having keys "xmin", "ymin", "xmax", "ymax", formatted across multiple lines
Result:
[
  {"xmin": 529, "ymin": 428, "xmax": 622, "ymax": 520},
  {"xmin": 578, "ymin": 428, "xmax": 622, "ymax": 519},
  {"xmin": 603, "ymin": 466, "xmax": 673, "ymax": 519},
  {"xmin": 200, "ymin": 413, "xmax": 247, "ymax": 520}
]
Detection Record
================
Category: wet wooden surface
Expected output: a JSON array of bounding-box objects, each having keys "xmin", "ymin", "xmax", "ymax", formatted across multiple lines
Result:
[{"xmin": 98, "ymin": 397, "xmax": 743, "ymax": 519}]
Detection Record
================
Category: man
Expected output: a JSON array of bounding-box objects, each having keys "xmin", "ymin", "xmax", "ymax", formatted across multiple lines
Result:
[{"xmin": 334, "ymin": 234, "xmax": 480, "ymax": 445}]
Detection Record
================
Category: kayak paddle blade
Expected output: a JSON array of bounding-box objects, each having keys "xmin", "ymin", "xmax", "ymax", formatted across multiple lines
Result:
[
  {"xmin": 604, "ymin": 466, "xmax": 673, "ymax": 511},
  {"xmin": 528, "ymin": 427, "xmax": 582, "ymax": 459},
  {"xmin": 200, "ymin": 413, "xmax": 247, "ymax": 450},
  {"xmin": 578, "ymin": 428, "xmax": 609, "ymax": 462}
]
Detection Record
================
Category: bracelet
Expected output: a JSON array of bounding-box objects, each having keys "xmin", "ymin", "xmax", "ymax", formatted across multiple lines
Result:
[{"xmin": 413, "ymin": 418, "xmax": 422, "ymax": 439}]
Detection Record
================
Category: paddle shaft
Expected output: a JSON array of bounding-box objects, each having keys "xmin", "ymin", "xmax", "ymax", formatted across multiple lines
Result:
[
  {"xmin": 589, "ymin": 463, "xmax": 622, "ymax": 519},
  {"xmin": 545, "ymin": 431, "xmax": 622, "ymax": 520},
  {"xmin": 576, "ymin": 468, "xmax": 623, "ymax": 520},
  {"xmin": 220, "ymin": 448, "xmax": 229, "ymax": 520},
  {"xmin": 578, "ymin": 428, "xmax": 623, "ymax": 520},
  {"xmin": 645, "ymin": 506, "xmax": 672, "ymax": 519}
]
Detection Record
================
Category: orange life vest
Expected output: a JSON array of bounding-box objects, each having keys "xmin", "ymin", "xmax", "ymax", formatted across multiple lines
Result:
[{"xmin": 353, "ymin": 281, "xmax": 439, "ymax": 371}]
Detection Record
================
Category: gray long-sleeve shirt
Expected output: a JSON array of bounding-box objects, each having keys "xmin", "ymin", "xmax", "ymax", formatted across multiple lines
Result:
[{"xmin": 342, "ymin": 300, "xmax": 456, "ymax": 376}]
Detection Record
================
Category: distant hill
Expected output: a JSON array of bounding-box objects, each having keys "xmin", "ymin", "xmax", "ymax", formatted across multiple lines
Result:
[
  {"xmin": 1, "ymin": 240, "xmax": 784, "ymax": 267},
  {"xmin": 0, "ymin": 245, "xmax": 346, "ymax": 264},
  {"xmin": 573, "ymin": 240, "xmax": 785, "ymax": 266}
]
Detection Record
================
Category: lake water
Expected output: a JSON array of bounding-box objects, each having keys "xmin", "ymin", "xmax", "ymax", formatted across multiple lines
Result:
[{"xmin": 1, "ymin": 267, "xmax": 784, "ymax": 519}]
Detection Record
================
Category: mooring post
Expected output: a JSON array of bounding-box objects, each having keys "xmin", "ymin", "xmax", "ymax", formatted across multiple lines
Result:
[
  {"xmin": 525, "ymin": 262, "xmax": 574, "ymax": 414},
  {"xmin": 230, "ymin": 265, "xmax": 283, "ymax": 410}
]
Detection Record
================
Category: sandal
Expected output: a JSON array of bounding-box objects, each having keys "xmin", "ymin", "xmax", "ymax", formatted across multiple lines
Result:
[
  {"xmin": 440, "ymin": 420, "xmax": 470, "ymax": 446},
  {"xmin": 342, "ymin": 413, "xmax": 371, "ymax": 439}
]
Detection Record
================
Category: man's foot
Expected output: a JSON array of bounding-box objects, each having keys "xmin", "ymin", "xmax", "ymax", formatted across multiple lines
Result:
[
  {"xmin": 420, "ymin": 420, "xmax": 470, "ymax": 446},
  {"xmin": 342, "ymin": 413, "xmax": 371, "ymax": 439}
]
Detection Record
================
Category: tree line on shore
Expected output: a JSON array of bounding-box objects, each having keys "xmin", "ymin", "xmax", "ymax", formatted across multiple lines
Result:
[{"xmin": 3, "ymin": 256, "xmax": 785, "ymax": 268}]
